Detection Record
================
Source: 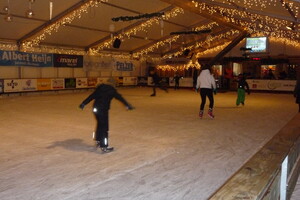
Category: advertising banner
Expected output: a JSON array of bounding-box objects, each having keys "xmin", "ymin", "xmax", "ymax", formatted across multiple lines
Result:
[
  {"xmin": 97, "ymin": 77, "xmax": 109, "ymax": 85},
  {"xmin": 88, "ymin": 77, "xmax": 98, "ymax": 87},
  {"xmin": 53, "ymin": 54, "xmax": 83, "ymax": 68},
  {"xmin": 0, "ymin": 79, "xmax": 3, "ymax": 93},
  {"xmin": 0, "ymin": 50, "xmax": 53, "ymax": 67},
  {"xmin": 83, "ymin": 56, "xmax": 113, "ymax": 71},
  {"xmin": 76, "ymin": 78, "xmax": 88, "ymax": 88},
  {"xmin": 117, "ymin": 77, "xmax": 123, "ymax": 86},
  {"xmin": 65, "ymin": 78, "xmax": 76, "ymax": 89},
  {"xmin": 169, "ymin": 77, "xmax": 193, "ymax": 87},
  {"xmin": 37, "ymin": 79, "xmax": 52, "ymax": 91},
  {"xmin": 123, "ymin": 77, "xmax": 137, "ymax": 86},
  {"xmin": 114, "ymin": 59, "xmax": 140, "ymax": 72},
  {"xmin": 248, "ymin": 79, "xmax": 296, "ymax": 91},
  {"xmin": 52, "ymin": 79, "xmax": 65, "ymax": 90},
  {"xmin": 4, "ymin": 79, "xmax": 22, "ymax": 92},
  {"xmin": 160, "ymin": 58, "xmax": 189, "ymax": 66},
  {"xmin": 21, "ymin": 79, "xmax": 37, "ymax": 91}
]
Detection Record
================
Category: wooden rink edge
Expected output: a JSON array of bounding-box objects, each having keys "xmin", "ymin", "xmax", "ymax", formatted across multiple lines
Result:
[{"xmin": 209, "ymin": 113, "xmax": 300, "ymax": 200}]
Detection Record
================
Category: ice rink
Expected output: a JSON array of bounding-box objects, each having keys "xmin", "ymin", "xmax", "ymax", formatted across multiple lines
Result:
[{"xmin": 0, "ymin": 87, "xmax": 299, "ymax": 200}]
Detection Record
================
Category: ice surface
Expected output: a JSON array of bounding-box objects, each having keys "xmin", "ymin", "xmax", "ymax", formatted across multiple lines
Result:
[{"xmin": 0, "ymin": 87, "xmax": 298, "ymax": 200}]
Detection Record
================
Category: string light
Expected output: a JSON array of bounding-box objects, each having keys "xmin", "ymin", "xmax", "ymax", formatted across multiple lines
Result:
[
  {"xmin": 163, "ymin": 29, "xmax": 240, "ymax": 59},
  {"xmin": 157, "ymin": 60, "xmax": 201, "ymax": 71},
  {"xmin": 89, "ymin": 7, "xmax": 184, "ymax": 54},
  {"xmin": 21, "ymin": 0, "xmax": 109, "ymax": 50},
  {"xmin": 133, "ymin": 22, "xmax": 220, "ymax": 57}
]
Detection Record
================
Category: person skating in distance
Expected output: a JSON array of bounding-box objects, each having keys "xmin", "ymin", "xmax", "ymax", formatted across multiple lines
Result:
[
  {"xmin": 196, "ymin": 65, "xmax": 217, "ymax": 119},
  {"xmin": 149, "ymin": 70, "xmax": 168, "ymax": 96},
  {"xmin": 79, "ymin": 77, "xmax": 134, "ymax": 152},
  {"xmin": 236, "ymin": 73, "xmax": 250, "ymax": 106}
]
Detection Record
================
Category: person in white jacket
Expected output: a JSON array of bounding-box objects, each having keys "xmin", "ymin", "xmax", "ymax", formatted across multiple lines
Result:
[{"xmin": 196, "ymin": 65, "xmax": 216, "ymax": 119}]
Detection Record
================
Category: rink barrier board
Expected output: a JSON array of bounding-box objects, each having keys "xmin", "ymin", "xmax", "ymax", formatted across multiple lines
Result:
[{"xmin": 209, "ymin": 113, "xmax": 300, "ymax": 200}]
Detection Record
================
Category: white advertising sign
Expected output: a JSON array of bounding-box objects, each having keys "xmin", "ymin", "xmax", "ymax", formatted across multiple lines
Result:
[
  {"xmin": 22, "ymin": 79, "xmax": 37, "ymax": 91},
  {"xmin": 76, "ymin": 78, "xmax": 88, "ymax": 88},
  {"xmin": 248, "ymin": 79, "xmax": 296, "ymax": 91},
  {"xmin": 4, "ymin": 79, "xmax": 22, "ymax": 92},
  {"xmin": 123, "ymin": 77, "xmax": 137, "ymax": 86}
]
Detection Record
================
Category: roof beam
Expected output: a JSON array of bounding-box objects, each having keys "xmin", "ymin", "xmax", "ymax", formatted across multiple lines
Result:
[
  {"xmin": 160, "ymin": 0, "xmax": 245, "ymax": 31},
  {"xmin": 200, "ymin": 0, "xmax": 299, "ymax": 23},
  {"xmin": 17, "ymin": 0, "xmax": 92, "ymax": 45},
  {"xmin": 131, "ymin": 19, "xmax": 212, "ymax": 53},
  {"xmin": 280, "ymin": 0, "xmax": 298, "ymax": 21},
  {"xmin": 85, "ymin": 5, "xmax": 177, "ymax": 50},
  {"xmin": 207, "ymin": 30, "xmax": 249, "ymax": 67},
  {"xmin": 161, "ymin": 27, "xmax": 231, "ymax": 56}
]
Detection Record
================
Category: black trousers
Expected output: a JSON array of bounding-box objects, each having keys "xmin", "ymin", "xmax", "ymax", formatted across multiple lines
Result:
[
  {"xmin": 200, "ymin": 88, "xmax": 214, "ymax": 110},
  {"xmin": 152, "ymin": 83, "xmax": 167, "ymax": 95},
  {"xmin": 94, "ymin": 109, "xmax": 109, "ymax": 147},
  {"xmin": 175, "ymin": 81, "xmax": 179, "ymax": 90}
]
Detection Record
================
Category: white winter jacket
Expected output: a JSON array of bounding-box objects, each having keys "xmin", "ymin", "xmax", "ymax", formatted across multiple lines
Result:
[{"xmin": 196, "ymin": 69, "xmax": 216, "ymax": 89}]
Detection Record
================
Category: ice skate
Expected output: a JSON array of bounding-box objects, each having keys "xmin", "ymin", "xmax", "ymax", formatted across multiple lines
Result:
[
  {"xmin": 199, "ymin": 110, "xmax": 203, "ymax": 119},
  {"xmin": 208, "ymin": 108, "xmax": 214, "ymax": 119},
  {"xmin": 95, "ymin": 141, "xmax": 101, "ymax": 148},
  {"xmin": 101, "ymin": 146, "xmax": 114, "ymax": 153}
]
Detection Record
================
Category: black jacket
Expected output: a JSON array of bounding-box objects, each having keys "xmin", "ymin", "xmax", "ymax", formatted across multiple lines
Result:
[
  {"xmin": 237, "ymin": 78, "xmax": 250, "ymax": 94},
  {"xmin": 80, "ymin": 84, "xmax": 130, "ymax": 111},
  {"xmin": 150, "ymin": 73, "xmax": 161, "ymax": 85}
]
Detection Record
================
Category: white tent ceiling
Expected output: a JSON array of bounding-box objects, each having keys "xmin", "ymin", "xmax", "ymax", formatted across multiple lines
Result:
[{"xmin": 0, "ymin": 0, "xmax": 299, "ymax": 59}]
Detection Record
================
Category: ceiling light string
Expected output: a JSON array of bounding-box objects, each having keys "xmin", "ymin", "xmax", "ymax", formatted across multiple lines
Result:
[
  {"xmin": 162, "ymin": 29, "xmax": 240, "ymax": 59},
  {"xmin": 89, "ymin": 7, "xmax": 184, "ymax": 55},
  {"xmin": 21, "ymin": 0, "xmax": 109, "ymax": 51},
  {"xmin": 26, "ymin": 0, "xmax": 34, "ymax": 18},
  {"xmin": 3, "ymin": 0, "xmax": 13, "ymax": 22},
  {"xmin": 131, "ymin": 22, "xmax": 220, "ymax": 57},
  {"xmin": 191, "ymin": 1, "xmax": 299, "ymax": 44}
]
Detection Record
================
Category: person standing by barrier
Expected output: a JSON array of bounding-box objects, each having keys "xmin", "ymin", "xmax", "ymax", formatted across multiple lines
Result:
[
  {"xmin": 236, "ymin": 74, "xmax": 250, "ymax": 106},
  {"xmin": 294, "ymin": 79, "xmax": 300, "ymax": 112},
  {"xmin": 79, "ymin": 78, "xmax": 134, "ymax": 152},
  {"xmin": 196, "ymin": 65, "xmax": 217, "ymax": 119},
  {"xmin": 173, "ymin": 73, "xmax": 182, "ymax": 90}
]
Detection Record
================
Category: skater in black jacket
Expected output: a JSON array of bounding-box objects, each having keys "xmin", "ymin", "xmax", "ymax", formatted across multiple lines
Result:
[
  {"xmin": 79, "ymin": 78, "xmax": 134, "ymax": 152},
  {"xmin": 149, "ymin": 70, "xmax": 168, "ymax": 96}
]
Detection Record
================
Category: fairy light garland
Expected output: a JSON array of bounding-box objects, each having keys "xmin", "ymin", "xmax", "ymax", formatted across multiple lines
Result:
[
  {"xmin": 21, "ymin": 0, "xmax": 109, "ymax": 50},
  {"xmin": 157, "ymin": 60, "xmax": 201, "ymax": 71},
  {"xmin": 191, "ymin": 0, "xmax": 299, "ymax": 40},
  {"xmin": 133, "ymin": 22, "xmax": 220, "ymax": 57},
  {"xmin": 0, "ymin": 43, "xmax": 18, "ymax": 51},
  {"xmin": 162, "ymin": 29, "xmax": 240, "ymax": 59},
  {"xmin": 89, "ymin": 7, "xmax": 184, "ymax": 54}
]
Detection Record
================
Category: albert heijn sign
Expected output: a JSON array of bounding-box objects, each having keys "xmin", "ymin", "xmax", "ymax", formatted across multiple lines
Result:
[{"xmin": 0, "ymin": 50, "xmax": 52, "ymax": 67}]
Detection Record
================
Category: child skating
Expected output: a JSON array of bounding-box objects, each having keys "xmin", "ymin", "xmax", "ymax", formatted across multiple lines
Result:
[
  {"xmin": 79, "ymin": 78, "xmax": 134, "ymax": 153},
  {"xmin": 236, "ymin": 74, "xmax": 250, "ymax": 106}
]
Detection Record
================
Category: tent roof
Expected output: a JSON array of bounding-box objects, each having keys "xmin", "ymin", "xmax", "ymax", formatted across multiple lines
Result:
[{"xmin": 0, "ymin": 0, "xmax": 299, "ymax": 59}]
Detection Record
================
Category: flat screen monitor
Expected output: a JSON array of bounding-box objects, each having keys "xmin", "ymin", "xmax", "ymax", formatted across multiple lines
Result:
[{"xmin": 245, "ymin": 36, "xmax": 268, "ymax": 53}]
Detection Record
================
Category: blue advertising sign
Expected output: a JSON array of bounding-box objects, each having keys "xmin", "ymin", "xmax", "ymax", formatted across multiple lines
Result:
[
  {"xmin": 0, "ymin": 50, "xmax": 53, "ymax": 67},
  {"xmin": 53, "ymin": 54, "xmax": 83, "ymax": 68}
]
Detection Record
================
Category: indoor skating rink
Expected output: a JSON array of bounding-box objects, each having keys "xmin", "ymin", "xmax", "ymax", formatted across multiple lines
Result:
[{"xmin": 1, "ymin": 87, "xmax": 299, "ymax": 200}]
